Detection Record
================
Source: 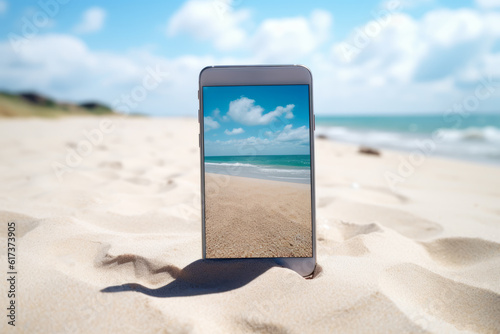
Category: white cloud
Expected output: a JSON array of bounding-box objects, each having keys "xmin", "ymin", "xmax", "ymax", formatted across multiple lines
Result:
[
  {"xmin": 476, "ymin": 0, "xmax": 500, "ymax": 8},
  {"xmin": 398, "ymin": 0, "xmax": 434, "ymax": 9},
  {"xmin": 224, "ymin": 127, "xmax": 244, "ymax": 135},
  {"xmin": 0, "ymin": 34, "xmax": 136, "ymax": 98},
  {"xmin": 250, "ymin": 9, "xmax": 332, "ymax": 62},
  {"xmin": 74, "ymin": 7, "xmax": 106, "ymax": 34},
  {"xmin": 204, "ymin": 116, "xmax": 220, "ymax": 131},
  {"xmin": 275, "ymin": 124, "xmax": 309, "ymax": 142},
  {"xmin": 0, "ymin": 33, "xmax": 217, "ymax": 116},
  {"xmin": 0, "ymin": 1, "xmax": 7, "ymax": 14},
  {"xmin": 216, "ymin": 125, "xmax": 309, "ymax": 144},
  {"xmin": 208, "ymin": 136, "xmax": 271, "ymax": 147},
  {"xmin": 166, "ymin": 2, "xmax": 331, "ymax": 60},
  {"xmin": 422, "ymin": 9, "xmax": 485, "ymax": 47},
  {"xmin": 227, "ymin": 97, "xmax": 295, "ymax": 125},
  {"xmin": 321, "ymin": 8, "xmax": 500, "ymax": 113},
  {"xmin": 167, "ymin": 0, "xmax": 250, "ymax": 50},
  {"xmin": 206, "ymin": 124, "xmax": 310, "ymax": 156},
  {"xmin": 333, "ymin": 8, "xmax": 500, "ymax": 84},
  {"xmin": 262, "ymin": 124, "xmax": 309, "ymax": 143}
]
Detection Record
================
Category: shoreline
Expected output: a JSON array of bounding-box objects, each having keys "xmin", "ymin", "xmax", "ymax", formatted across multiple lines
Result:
[
  {"xmin": 315, "ymin": 122, "xmax": 500, "ymax": 167},
  {"xmin": 203, "ymin": 167, "xmax": 312, "ymax": 185},
  {"xmin": 204, "ymin": 159, "xmax": 311, "ymax": 185}
]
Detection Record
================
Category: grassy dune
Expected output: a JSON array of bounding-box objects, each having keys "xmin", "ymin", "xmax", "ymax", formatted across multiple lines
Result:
[{"xmin": 0, "ymin": 92, "xmax": 116, "ymax": 118}]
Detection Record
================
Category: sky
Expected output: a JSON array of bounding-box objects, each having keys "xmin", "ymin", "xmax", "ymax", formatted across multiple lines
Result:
[
  {"xmin": 0, "ymin": 0, "xmax": 499, "ymax": 115},
  {"xmin": 203, "ymin": 84, "xmax": 310, "ymax": 156}
]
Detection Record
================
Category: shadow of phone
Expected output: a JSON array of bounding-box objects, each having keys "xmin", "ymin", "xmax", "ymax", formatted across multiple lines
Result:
[{"xmin": 100, "ymin": 258, "xmax": 279, "ymax": 298}]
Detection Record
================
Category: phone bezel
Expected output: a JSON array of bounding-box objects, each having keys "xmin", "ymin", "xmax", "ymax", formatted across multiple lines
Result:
[{"xmin": 198, "ymin": 65, "xmax": 316, "ymax": 277}]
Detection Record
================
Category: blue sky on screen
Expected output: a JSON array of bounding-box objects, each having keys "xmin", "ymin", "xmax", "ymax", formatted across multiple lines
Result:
[
  {"xmin": 203, "ymin": 85, "xmax": 310, "ymax": 156},
  {"xmin": 0, "ymin": 0, "xmax": 499, "ymax": 115}
]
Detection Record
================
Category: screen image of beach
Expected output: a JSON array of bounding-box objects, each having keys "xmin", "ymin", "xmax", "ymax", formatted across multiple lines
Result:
[{"xmin": 203, "ymin": 84, "xmax": 313, "ymax": 259}]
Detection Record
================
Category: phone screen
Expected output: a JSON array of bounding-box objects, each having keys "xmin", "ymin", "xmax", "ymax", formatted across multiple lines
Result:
[{"xmin": 202, "ymin": 84, "xmax": 313, "ymax": 259}]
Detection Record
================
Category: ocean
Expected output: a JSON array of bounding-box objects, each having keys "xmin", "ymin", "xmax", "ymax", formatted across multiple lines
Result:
[
  {"xmin": 316, "ymin": 113, "xmax": 500, "ymax": 165},
  {"xmin": 204, "ymin": 155, "xmax": 311, "ymax": 184}
]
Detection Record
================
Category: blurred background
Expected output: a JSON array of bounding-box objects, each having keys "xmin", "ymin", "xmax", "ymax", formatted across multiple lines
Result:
[{"xmin": 1, "ymin": 0, "xmax": 499, "ymax": 163}]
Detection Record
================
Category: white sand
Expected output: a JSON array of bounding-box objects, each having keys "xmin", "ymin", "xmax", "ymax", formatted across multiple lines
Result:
[{"xmin": 0, "ymin": 117, "xmax": 499, "ymax": 333}]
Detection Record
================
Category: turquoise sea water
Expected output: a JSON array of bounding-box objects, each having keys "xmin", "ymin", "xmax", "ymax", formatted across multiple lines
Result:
[
  {"xmin": 204, "ymin": 154, "xmax": 311, "ymax": 184},
  {"xmin": 316, "ymin": 113, "xmax": 500, "ymax": 165}
]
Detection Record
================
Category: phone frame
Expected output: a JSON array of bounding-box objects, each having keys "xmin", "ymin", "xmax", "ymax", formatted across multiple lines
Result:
[{"xmin": 198, "ymin": 65, "xmax": 316, "ymax": 277}]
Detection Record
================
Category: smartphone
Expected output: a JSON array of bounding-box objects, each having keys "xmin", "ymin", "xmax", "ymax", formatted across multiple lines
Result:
[{"xmin": 198, "ymin": 65, "xmax": 316, "ymax": 276}]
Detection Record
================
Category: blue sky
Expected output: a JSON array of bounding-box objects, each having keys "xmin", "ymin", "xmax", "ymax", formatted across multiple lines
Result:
[
  {"xmin": 0, "ymin": 0, "xmax": 499, "ymax": 115},
  {"xmin": 203, "ymin": 85, "xmax": 310, "ymax": 156}
]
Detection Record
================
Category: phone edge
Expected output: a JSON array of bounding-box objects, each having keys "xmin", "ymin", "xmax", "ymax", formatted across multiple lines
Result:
[{"xmin": 198, "ymin": 65, "xmax": 316, "ymax": 276}]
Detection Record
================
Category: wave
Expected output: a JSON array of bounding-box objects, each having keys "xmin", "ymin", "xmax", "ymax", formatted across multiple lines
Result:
[
  {"xmin": 316, "ymin": 126, "xmax": 500, "ymax": 164},
  {"xmin": 256, "ymin": 167, "xmax": 310, "ymax": 174},
  {"xmin": 205, "ymin": 162, "xmax": 310, "ymax": 170},
  {"xmin": 316, "ymin": 126, "xmax": 500, "ymax": 143},
  {"xmin": 205, "ymin": 161, "xmax": 311, "ymax": 184},
  {"xmin": 315, "ymin": 126, "xmax": 408, "ymax": 147},
  {"xmin": 435, "ymin": 126, "xmax": 500, "ymax": 143},
  {"xmin": 205, "ymin": 162, "xmax": 255, "ymax": 167}
]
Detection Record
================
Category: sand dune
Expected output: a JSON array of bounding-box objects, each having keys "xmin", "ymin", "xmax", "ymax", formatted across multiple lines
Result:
[
  {"xmin": 1, "ymin": 117, "xmax": 500, "ymax": 333},
  {"xmin": 380, "ymin": 264, "xmax": 500, "ymax": 333}
]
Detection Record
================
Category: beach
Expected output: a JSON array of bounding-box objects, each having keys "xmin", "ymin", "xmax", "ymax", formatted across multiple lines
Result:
[
  {"xmin": 1, "ymin": 117, "xmax": 500, "ymax": 333},
  {"xmin": 204, "ymin": 173, "xmax": 312, "ymax": 258}
]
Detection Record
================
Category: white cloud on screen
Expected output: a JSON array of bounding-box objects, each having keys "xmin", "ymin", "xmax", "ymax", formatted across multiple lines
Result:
[
  {"xmin": 275, "ymin": 124, "xmax": 309, "ymax": 142},
  {"xmin": 209, "ymin": 124, "xmax": 308, "ymax": 147},
  {"xmin": 204, "ymin": 116, "xmax": 220, "ymax": 131},
  {"xmin": 224, "ymin": 128, "xmax": 244, "ymax": 135},
  {"xmin": 227, "ymin": 97, "xmax": 294, "ymax": 125},
  {"xmin": 208, "ymin": 137, "xmax": 270, "ymax": 147}
]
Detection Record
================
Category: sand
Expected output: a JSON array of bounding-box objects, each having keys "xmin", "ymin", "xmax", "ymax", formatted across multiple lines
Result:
[
  {"xmin": 0, "ymin": 117, "xmax": 500, "ymax": 333},
  {"xmin": 204, "ymin": 173, "xmax": 312, "ymax": 258}
]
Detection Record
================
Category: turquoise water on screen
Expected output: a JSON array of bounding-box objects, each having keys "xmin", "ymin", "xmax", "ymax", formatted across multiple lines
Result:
[{"xmin": 204, "ymin": 154, "xmax": 311, "ymax": 184}]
